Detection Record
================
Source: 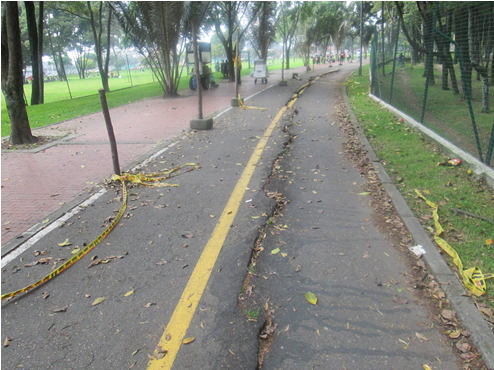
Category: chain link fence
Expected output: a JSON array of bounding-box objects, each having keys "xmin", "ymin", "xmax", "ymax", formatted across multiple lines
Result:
[{"xmin": 370, "ymin": 2, "xmax": 494, "ymax": 167}]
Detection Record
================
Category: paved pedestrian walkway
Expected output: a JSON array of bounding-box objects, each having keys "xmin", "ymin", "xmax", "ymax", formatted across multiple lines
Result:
[
  {"xmin": 2, "ymin": 60, "xmax": 492, "ymax": 370},
  {"xmin": 1, "ymin": 64, "xmax": 316, "ymax": 246}
]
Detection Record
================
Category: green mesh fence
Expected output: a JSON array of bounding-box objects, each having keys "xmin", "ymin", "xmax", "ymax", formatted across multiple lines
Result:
[{"xmin": 370, "ymin": 2, "xmax": 494, "ymax": 167}]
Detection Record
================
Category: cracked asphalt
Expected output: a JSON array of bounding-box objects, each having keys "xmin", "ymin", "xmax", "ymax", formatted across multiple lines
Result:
[{"xmin": 0, "ymin": 62, "xmax": 479, "ymax": 370}]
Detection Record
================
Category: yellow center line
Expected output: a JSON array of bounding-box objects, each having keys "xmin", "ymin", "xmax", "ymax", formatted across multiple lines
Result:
[{"xmin": 147, "ymin": 105, "xmax": 290, "ymax": 369}]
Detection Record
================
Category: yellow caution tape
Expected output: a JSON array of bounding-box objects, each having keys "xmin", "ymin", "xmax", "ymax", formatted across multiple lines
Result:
[
  {"xmin": 1, "ymin": 163, "xmax": 199, "ymax": 301},
  {"xmin": 415, "ymin": 189, "xmax": 493, "ymax": 296},
  {"xmin": 238, "ymin": 95, "xmax": 267, "ymax": 111}
]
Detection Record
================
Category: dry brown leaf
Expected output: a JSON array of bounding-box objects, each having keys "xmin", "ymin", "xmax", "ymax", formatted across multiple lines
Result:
[
  {"xmin": 295, "ymin": 264, "xmax": 302, "ymax": 272},
  {"xmin": 455, "ymin": 341, "xmax": 471, "ymax": 353},
  {"xmin": 2, "ymin": 338, "xmax": 12, "ymax": 347},
  {"xmin": 415, "ymin": 332, "xmax": 428, "ymax": 342},
  {"xmin": 42, "ymin": 292, "xmax": 50, "ymax": 300},
  {"xmin": 441, "ymin": 309, "xmax": 456, "ymax": 321},
  {"xmin": 143, "ymin": 302, "xmax": 155, "ymax": 308},
  {"xmin": 52, "ymin": 306, "xmax": 68, "ymax": 313},
  {"xmin": 87, "ymin": 259, "xmax": 102, "ymax": 268},
  {"xmin": 155, "ymin": 346, "xmax": 167, "ymax": 359}
]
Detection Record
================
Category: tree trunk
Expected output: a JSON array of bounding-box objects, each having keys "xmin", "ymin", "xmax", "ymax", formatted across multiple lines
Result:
[
  {"xmin": 286, "ymin": 43, "xmax": 291, "ymax": 69},
  {"xmin": 88, "ymin": 1, "xmax": 111, "ymax": 92},
  {"xmin": 25, "ymin": 1, "xmax": 41, "ymax": 105},
  {"xmin": 38, "ymin": 1, "xmax": 44, "ymax": 104},
  {"xmin": 480, "ymin": 74, "xmax": 489, "ymax": 113},
  {"xmin": 1, "ymin": 2, "xmax": 35, "ymax": 144},
  {"xmin": 455, "ymin": 6, "xmax": 472, "ymax": 100}
]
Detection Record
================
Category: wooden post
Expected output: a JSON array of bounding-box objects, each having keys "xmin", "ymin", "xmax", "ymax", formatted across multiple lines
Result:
[{"xmin": 98, "ymin": 89, "xmax": 121, "ymax": 175}]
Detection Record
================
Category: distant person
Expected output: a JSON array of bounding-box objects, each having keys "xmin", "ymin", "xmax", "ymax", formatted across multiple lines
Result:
[
  {"xmin": 215, "ymin": 61, "xmax": 220, "ymax": 73},
  {"xmin": 398, "ymin": 53, "xmax": 404, "ymax": 67}
]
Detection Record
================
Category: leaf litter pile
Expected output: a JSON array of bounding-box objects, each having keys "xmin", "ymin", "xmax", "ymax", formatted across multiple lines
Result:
[{"xmin": 335, "ymin": 100, "xmax": 488, "ymax": 370}]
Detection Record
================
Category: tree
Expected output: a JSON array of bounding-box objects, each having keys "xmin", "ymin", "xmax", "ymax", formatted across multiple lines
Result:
[
  {"xmin": 277, "ymin": 2, "xmax": 301, "ymax": 69},
  {"xmin": 87, "ymin": 1, "xmax": 112, "ymax": 92},
  {"xmin": 44, "ymin": 5, "xmax": 80, "ymax": 82},
  {"xmin": 112, "ymin": 1, "xmax": 189, "ymax": 96},
  {"xmin": 24, "ymin": 1, "xmax": 44, "ymax": 105},
  {"xmin": 1, "ymin": 2, "xmax": 35, "ymax": 144},
  {"xmin": 206, "ymin": 1, "xmax": 262, "ymax": 82},
  {"xmin": 50, "ymin": 1, "xmax": 114, "ymax": 91},
  {"xmin": 250, "ymin": 2, "xmax": 277, "ymax": 61}
]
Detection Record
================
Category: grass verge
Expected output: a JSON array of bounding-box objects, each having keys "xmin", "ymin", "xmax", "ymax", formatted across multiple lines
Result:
[{"xmin": 347, "ymin": 66, "xmax": 494, "ymax": 308}]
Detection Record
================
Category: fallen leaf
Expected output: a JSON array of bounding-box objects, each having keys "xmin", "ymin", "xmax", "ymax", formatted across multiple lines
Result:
[
  {"xmin": 38, "ymin": 257, "xmax": 52, "ymax": 264},
  {"xmin": 423, "ymin": 365, "xmax": 432, "ymax": 370},
  {"xmin": 284, "ymin": 325, "xmax": 290, "ymax": 333},
  {"xmin": 92, "ymin": 297, "xmax": 106, "ymax": 306},
  {"xmin": 281, "ymin": 252, "xmax": 287, "ymax": 257},
  {"xmin": 271, "ymin": 248, "xmax": 280, "ymax": 255},
  {"xmin": 124, "ymin": 290, "xmax": 135, "ymax": 297},
  {"xmin": 132, "ymin": 349, "xmax": 140, "ymax": 356},
  {"xmin": 455, "ymin": 341, "xmax": 471, "ymax": 353},
  {"xmin": 58, "ymin": 238, "xmax": 71, "ymax": 247},
  {"xmin": 88, "ymin": 259, "xmax": 102, "ymax": 268},
  {"xmin": 486, "ymin": 239, "xmax": 493, "ymax": 245},
  {"xmin": 182, "ymin": 337, "xmax": 195, "ymax": 345},
  {"xmin": 359, "ymin": 192, "xmax": 371, "ymax": 196},
  {"xmin": 415, "ymin": 332, "xmax": 429, "ymax": 342},
  {"xmin": 52, "ymin": 306, "xmax": 68, "ymax": 313},
  {"xmin": 42, "ymin": 292, "xmax": 50, "ymax": 300},
  {"xmin": 441, "ymin": 309, "xmax": 456, "ymax": 321},
  {"xmin": 165, "ymin": 334, "xmax": 171, "ymax": 341},
  {"xmin": 71, "ymin": 247, "xmax": 80, "ymax": 254},
  {"xmin": 143, "ymin": 302, "xmax": 155, "ymax": 308},
  {"xmin": 295, "ymin": 264, "xmax": 302, "ymax": 272},
  {"xmin": 2, "ymin": 338, "xmax": 12, "ymax": 347},
  {"xmin": 449, "ymin": 330, "xmax": 462, "ymax": 339},
  {"xmin": 305, "ymin": 292, "xmax": 317, "ymax": 305},
  {"xmin": 155, "ymin": 345, "xmax": 167, "ymax": 359},
  {"xmin": 24, "ymin": 261, "xmax": 38, "ymax": 267}
]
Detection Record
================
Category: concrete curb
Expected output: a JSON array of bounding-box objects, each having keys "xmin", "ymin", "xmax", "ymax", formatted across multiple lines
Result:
[
  {"xmin": 343, "ymin": 82, "xmax": 494, "ymax": 369},
  {"xmin": 368, "ymin": 93, "xmax": 494, "ymax": 189}
]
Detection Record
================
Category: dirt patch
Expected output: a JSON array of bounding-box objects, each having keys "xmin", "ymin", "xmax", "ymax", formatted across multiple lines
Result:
[
  {"xmin": 1, "ymin": 135, "xmax": 60, "ymax": 151},
  {"xmin": 335, "ymin": 100, "xmax": 488, "ymax": 370}
]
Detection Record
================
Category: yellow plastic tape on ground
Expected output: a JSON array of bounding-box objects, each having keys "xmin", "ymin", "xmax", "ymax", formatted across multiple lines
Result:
[
  {"xmin": 238, "ymin": 95, "xmax": 267, "ymax": 111},
  {"xmin": 415, "ymin": 189, "xmax": 493, "ymax": 296},
  {"xmin": 1, "ymin": 164, "xmax": 199, "ymax": 301}
]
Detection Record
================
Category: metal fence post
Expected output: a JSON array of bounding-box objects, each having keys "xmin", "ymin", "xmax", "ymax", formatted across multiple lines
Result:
[
  {"xmin": 420, "ymin": 5, "xmax": 437, "ymax": 124},
  {"xmin": 389, "ymin": 18, "xmax": 401, "ymax": 103}
]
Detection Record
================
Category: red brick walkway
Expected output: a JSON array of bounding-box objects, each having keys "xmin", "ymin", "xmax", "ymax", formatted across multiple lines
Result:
[{"xmin": 2, "ymin": 66, "xmax": 309, "ymax": 245}]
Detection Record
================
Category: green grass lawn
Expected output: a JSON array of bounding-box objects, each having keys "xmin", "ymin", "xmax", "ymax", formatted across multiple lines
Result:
[
  {"xmin": 1, "ymin": 58, "xmax": 306, "ymax": 137},
  {"xmin": 375, "ymin": 62, "xmax": 494, "ymax": 166},
  {"xmin": 347, "ymin": 66, "xmax": 494, "ymax": 307}
]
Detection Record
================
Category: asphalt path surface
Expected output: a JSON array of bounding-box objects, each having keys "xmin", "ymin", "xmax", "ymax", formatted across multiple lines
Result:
[{"xmin": 2, "ymin": 64, "xmax": 460, "ymax": 370}]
